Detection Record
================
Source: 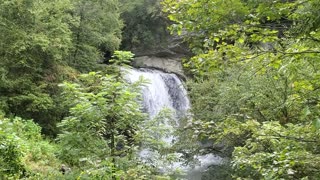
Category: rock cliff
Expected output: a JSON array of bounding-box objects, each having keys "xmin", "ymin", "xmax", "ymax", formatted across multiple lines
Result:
[
  {"xmin": 133, "ymin": 56, "xmax": 184, "ymax": 78},
  {"xmin": 131, "ymin": 36, "xmax": 191, "ymax": 78}
]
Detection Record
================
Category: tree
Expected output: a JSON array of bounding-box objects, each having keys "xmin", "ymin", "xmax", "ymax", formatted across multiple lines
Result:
[
  {"xmin": 120, "ymin": 0, "xmax": 170, "ymax": 55},
  {"xmin": 162, "ymin": 0, "xmax": 320, "ymax": 178},
  {"xmin": 57, "ymin": 51, "xmax": 148, "ymax": 178},
  {"xmin": 0, "ymin": 0, "xmax": 124, "ymax": 135},
  {"xmin": 0, "ymin": 0, "xmax": 75, "ymax": 135},
  {"xmin": 68, "ymin": 0, "xmax": 123, "ymax": 71}
]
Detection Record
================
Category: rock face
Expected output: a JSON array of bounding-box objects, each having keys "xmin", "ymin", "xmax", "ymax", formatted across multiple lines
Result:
[
  {"xmin": 131, "ymin": 35, "xmax": 191, "ymax": 78},
  {"xmin": 132, "ymin": 56, "xmax": 185, "ymax": 78}
]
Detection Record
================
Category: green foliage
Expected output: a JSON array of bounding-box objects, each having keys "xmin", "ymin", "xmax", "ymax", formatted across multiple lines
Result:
[
  {"xmin": 163, "ymin": 0, "xmax": 320, "ymax": 178},
  {"xmin": 56, "ymin": 51, "xmax": 181, "ymax": 179},
  {"xmin": 0, "ymin": 117, "xmax": 60, "ymax": 178},
  {"xmin": 186, "ymin": 57, "xmax": 320, "ymax": 178},
  {"xmin": 56, "ymin": 51, "xmax": 173, "ymax": 179},
  {"xmin": 0, "ymin": 119, "xmax": 25, "ymax": 178},
  {"xmin": 137, "ymin": 109, "xmax": 185, "ymax": 176},
  {"xmin": 0, "ymin": 0, "xmax": 124, "ymax": 136},
  {"xmin": 162, "ymin": 0, "xmax": 249, "ymax": 54},
  {"xmin": 120, "ymin": 0, "xmax": 170, "ymax": 53},
  {"xmin": 57, "ymin": 69, "xmax": 145, "ymax": 165},
  {"xmin": 109, "ymin": 50, "xmax": 135, "ymax": 65},
  {"xmin": 0, "ymin": 0, "xmax": 75, "ymax": 135},
  {"xmin": 68, "ymin": 0, "xmax": 123, "ymax": 71},
  {"xmin": 231, "ymin": 121, "xmax": 320, "ymax": 179}
]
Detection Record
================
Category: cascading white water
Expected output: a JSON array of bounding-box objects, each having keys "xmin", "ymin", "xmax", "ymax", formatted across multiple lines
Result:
[
  {"xmin": 126, "ymin": 68, "xmax": 190, "ymax": 146},
  {"xmin": 126, "ymin": 68, "xmax": 190, "ymax": 118},
  {"xmin": 126, "ymin": 67, "xmax": 223, "ymax": 179}
]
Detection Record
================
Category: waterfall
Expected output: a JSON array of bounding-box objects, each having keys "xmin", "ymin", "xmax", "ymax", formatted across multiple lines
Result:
[
  {"xmin": 126, "ymin": 68, "xmax": 190, "ymax": 118},
  {"xmin": 126, "ymin": 68, "xmax": 223, "ymax": 179}
]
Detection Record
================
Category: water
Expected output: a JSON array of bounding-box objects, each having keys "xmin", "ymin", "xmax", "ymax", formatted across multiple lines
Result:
[
  {"xmin": 126, "ymin": 68, "xmax": 190, "ymax": 118},
  {"xmin": 126, "ymin": 68, "xmax": 223, "ymax": 179}
]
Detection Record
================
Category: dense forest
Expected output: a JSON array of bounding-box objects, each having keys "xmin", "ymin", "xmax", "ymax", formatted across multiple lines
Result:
[{"xmin": 1, "ymin": 0, "xmax": 320, "ymax": 179}]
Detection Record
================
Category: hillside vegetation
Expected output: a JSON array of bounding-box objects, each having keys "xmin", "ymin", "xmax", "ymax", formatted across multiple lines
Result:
[
  {"xmin": 163, "ymin": 0, "xmax": 320, "ymax": 179},
  {"xmin": 1, "ymin": 0, "xmax": 320, "ymax": 179}
]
